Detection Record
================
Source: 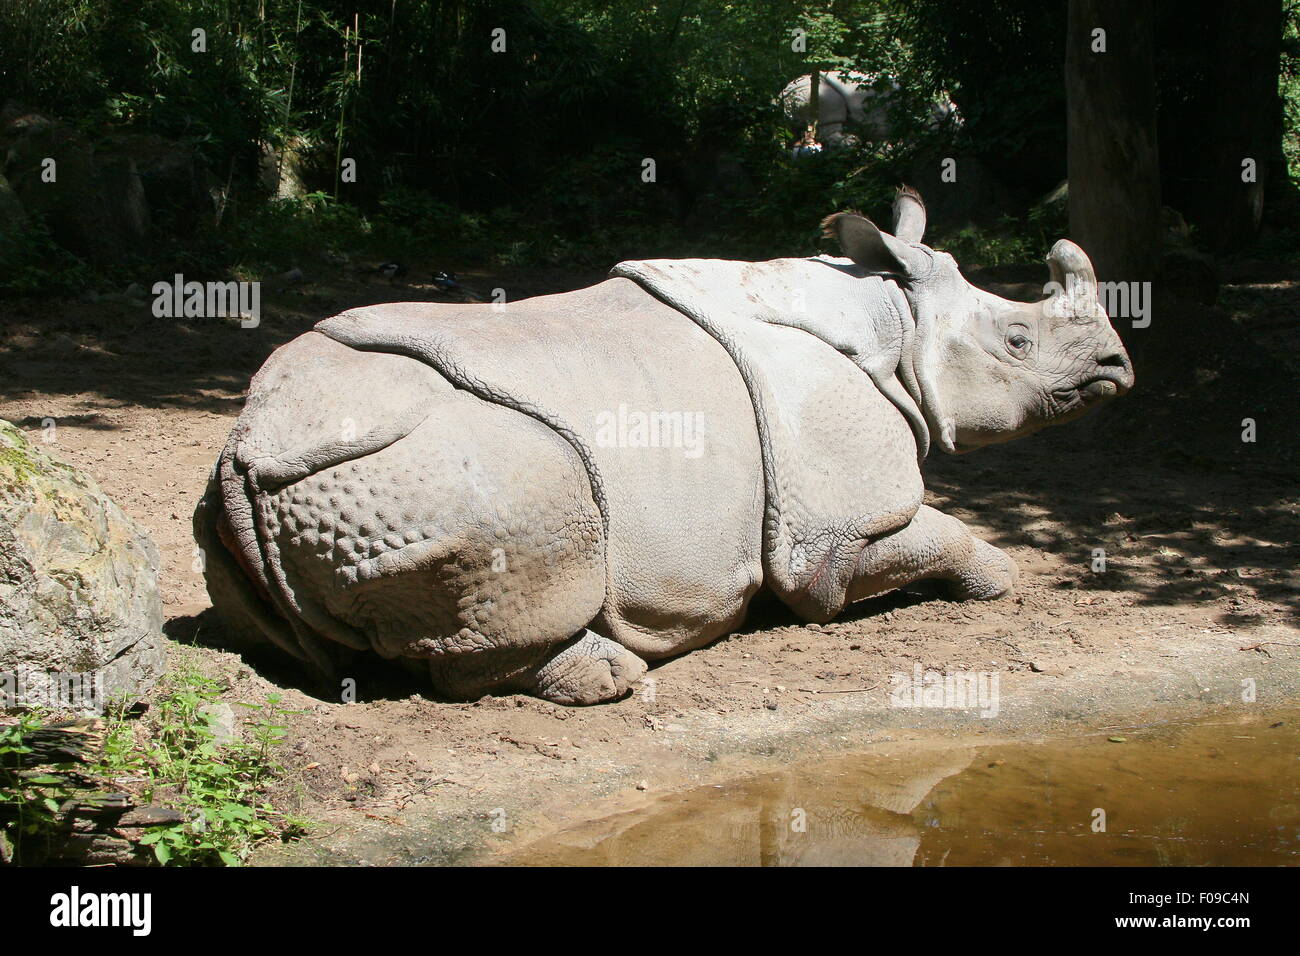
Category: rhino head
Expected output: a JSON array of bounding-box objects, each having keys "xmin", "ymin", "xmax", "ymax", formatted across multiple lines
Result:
[{"xmin": 823, "ymin": 188, "xmax": 1134, "ymax": 453}]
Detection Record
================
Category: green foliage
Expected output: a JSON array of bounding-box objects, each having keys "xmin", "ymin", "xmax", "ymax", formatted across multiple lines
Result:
[
  {"xmin": 0, "ymin": 219, "xmax": 94, "ymax": 296},
  {"xmin": 0, "ymin": 670, "xmax": 308, "ymax": 867},
  {"xmin": 0, "ymin": 0, "xmax": 1293, "ymax": 283},
  {"xmin": 893, "ymin": 0, "xmax": 1067, "ymax": 172},
  {"xmin": 1283, "ymin": 2, "xmax": 1300, "ymax": 182},
  {"xmin": 935, "ymin": 221, "xmax": 1036, "ymax": 268},
  {"xmin": 0, "ymin": 711, "xmax": 77, "ymax": 864},
  {"xmin": 103, "ymin": 669, "xmax": 309, "ymax": 866},
  {"xmin": 728, "ymin": 143, "xmax": 897, "ymax": 250},
  {"xmin": 0, "ymin": 0, "xmax": 106, "ymax": 121},
  {"xmin": 230, "ymin": 191, "xmax": 372, "ymax": 274},
  {"xmin": 0, "ymin": 1, "xmax": 958, "ymax": 273}
]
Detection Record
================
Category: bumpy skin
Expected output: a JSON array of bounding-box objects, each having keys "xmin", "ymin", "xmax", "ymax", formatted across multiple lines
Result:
[
  {"xmin": 196, "ymin": 206, "xmax": 1131, "ymax": 705},
  {"xmin": 197, "ymin": 280, "xmax": 767, "ymax": 701}
]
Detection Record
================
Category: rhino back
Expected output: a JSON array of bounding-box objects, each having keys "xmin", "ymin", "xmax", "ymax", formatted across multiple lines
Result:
[
  {"xmin": 230, "ymin": 279, "xmax": 765, "ymax": 661},
  {"xmin": 315, "ymin": 278, "xmax": 765, "ymax": 659}
]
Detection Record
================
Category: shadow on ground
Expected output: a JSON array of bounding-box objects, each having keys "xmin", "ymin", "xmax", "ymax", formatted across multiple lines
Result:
[{"xmin": 0, "ymin": 264, "xmax": 607, "ymax": 414}]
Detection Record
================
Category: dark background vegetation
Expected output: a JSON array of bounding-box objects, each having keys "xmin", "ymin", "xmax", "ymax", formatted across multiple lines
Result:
[
  {"xmin": 1, "ymin": 0, "xmax": 1296, "ymax": 287},
  {"xmin": 0, "ymin": 0, "xmax": 1298, "ymax": 470}
]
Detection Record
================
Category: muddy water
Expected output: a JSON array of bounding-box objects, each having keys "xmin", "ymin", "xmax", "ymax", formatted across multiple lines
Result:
[{"xmin": 501, "ymin": 710, "xmax": 1300, "ymax": 866}]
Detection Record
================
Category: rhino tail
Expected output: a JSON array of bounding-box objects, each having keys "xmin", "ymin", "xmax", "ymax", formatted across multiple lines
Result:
[{"xmin": 193, "ymin": 463, "xmax": 308, "ymax": 664}]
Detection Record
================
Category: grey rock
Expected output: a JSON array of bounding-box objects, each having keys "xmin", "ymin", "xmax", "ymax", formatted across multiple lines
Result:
[
  {"xmin": 0, "ymin": 171, "xmax": 25, "ymax": 233},
  {"xmin": 258, "ymin": 136, "xmax": 310, "ymax": 200},
  {"xmin": 0, "ymin": 117, "xmax": 149, "ymax": 264},
  {"xmin": 105, "ymin": 132, "xmax": 215, "ymax": 231},
  {"xmin": 0, "ymin": 419, "xmax": 165, "ymax": 711},
  {"xmin": 198, "ymin": 702, "xmax": 239, "ymax": 744},
  {"xmin": 117, "ymin": 805, "xmax": 186, "ymax": 827}
]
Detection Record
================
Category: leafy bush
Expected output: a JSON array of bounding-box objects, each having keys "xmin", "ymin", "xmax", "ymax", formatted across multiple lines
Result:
[
  {"xmin": 0, "ymin": 669, "xmax": 308, "ymax": 867},
  {"xmin": 0, "ymin": 220, "xmax": 94, "ymax": 296},
  {"xmin": 0, "ymin": 711, "xmax": 75, "ymax": 864},
  {"xmin": 1282, "ymin": 3, "xmax": 1300, "ymax": 182},
  {"xmin": 105, "ymin": 669, "xmax": 309, "ymax": 866}
]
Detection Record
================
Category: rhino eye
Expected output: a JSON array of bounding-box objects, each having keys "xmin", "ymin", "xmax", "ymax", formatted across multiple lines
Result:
[{"xmin": 1008, "ymin": 334, "xmax": 1031, "ymax": 352}]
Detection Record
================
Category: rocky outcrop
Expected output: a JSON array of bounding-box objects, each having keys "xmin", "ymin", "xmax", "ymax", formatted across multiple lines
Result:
[
  {"xmin": 105, "ymin": 130, "xmax": 217, "ymax": 235},
  {"xmin": 0, "ymin": 105, "xmax": 216, "ymax": 262},
  {"xmin": 0, "ymin": 111, "xmax": 149, "ymax": 263},
  {"xmin": 0, "ymin": 419, "xmax": 165, "ymax": 711},
  {"xmin": 0, "ymin": 718, "xmax": 183, "ymax": 865},
  {"xmin": 258, "ymin": 135, "xmax": 311, "ymax": 200}
]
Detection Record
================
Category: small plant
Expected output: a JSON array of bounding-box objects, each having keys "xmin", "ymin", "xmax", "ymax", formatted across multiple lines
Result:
[
  {"xmin": 1, "ymin": 667, "xmax": 309, "ymax": 866},
  {"xmin": 0, "ymin": 711, "xmax": 77, "ymax": 864},
  {"xmin": 108, "ymin": 670, "xmax": 308, "ymax": 866}
]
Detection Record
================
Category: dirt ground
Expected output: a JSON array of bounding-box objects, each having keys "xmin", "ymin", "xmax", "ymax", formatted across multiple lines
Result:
[{"xmin": 2, "ymin": 259, "xmax": 1297, "ymax": 864}]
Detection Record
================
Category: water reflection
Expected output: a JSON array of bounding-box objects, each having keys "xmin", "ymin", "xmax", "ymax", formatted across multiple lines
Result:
[{"xmin": 502, "ymin": 711, "xmax": 1300, "ymax": 866}]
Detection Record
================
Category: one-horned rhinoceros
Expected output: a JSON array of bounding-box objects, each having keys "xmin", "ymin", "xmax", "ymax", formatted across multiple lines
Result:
[{"xmin": 194, "ymin": 188, "xmax": 1132, "ymax": 705}]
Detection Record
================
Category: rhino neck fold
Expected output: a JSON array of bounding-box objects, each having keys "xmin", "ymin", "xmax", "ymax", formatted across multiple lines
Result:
[
  {"xmin": 881, "ymin": 281, "xmax": 931, "ymax": 461},
  {"xmin": 611, "ymin": 256, "xmax": 937, "ymax": 465},
  {"xmin": 899, "ymin": 285, "xmax": 954, "ymax": 455}
]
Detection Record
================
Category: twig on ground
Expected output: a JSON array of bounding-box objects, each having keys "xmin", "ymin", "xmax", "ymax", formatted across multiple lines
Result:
[
  {"xmin": 798, "ymin": 684, "xmax": 878, "ymax": 695},
  {"xmin": 1239, "ymin": 641, "xmax": 1300, "ymax": 655}
]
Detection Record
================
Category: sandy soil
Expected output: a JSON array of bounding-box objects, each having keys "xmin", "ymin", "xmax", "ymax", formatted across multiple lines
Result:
[{"xmin": 2, "ymin": 260, "xmax": 1297, "ymax": 864}]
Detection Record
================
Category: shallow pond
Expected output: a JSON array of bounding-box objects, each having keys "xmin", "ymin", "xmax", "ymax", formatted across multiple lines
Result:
[{"xmin": 501, "ymin": 709, "xmax": 1300, "ymax": 866}]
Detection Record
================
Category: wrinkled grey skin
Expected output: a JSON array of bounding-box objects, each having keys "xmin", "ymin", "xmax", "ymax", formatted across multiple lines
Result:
[{"xmin": 195, "ymin": 188, "xmax": 1132, "ymax": 705}]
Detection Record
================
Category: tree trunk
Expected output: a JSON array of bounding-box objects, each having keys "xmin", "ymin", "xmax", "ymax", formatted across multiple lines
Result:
[
  {"xmin": 807, "ymin": 70, "xmax": 821, "ymax": 144},
  {"xmin": 1202, "ymin": 0, "xmax": 1283, "ymax": 249},
  {"xmin": 1065, "ymin": 0, "xmax": 1161, "ymax": 287}
]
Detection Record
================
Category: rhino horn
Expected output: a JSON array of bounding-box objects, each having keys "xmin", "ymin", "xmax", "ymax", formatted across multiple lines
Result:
[
  {"xmin": 1045, "ymin": 239, "xmax": 1100, "ymax": 318},
  {"xmin": 892, "ymin": 185, "xmax": 927, "ymax": 243}
]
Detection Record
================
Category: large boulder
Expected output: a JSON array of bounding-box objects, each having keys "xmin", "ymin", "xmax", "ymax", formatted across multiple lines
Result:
[
  {"xmin": 0, "ymin": 420, "xmax": 165, "ymax": 711},
  {"xmin": 258, "ymin": 136, "xmax": 311, "ymax": 200},
  {"xmin": 0, "ymin": 108, "xmax": 150, "ymax": 264},
  {"xmin": 104, "ymin": 132, "xmax": 216, "ymax": 235}
]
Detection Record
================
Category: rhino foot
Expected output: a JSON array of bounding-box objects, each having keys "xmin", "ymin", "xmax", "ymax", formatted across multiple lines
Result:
[
  {"xmin": 943, "ymin": 537, "xmax": 1018, "ymax": 601},
  {"xmin": 847, "ymin": 505, "xmax": 1018, "ymax": 607},
  {"xmin": 527, "ymin": 630, "xmax": 648, "ymax": 706}
]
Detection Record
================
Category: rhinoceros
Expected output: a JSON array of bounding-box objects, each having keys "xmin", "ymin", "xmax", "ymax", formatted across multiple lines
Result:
[
  {"xmin": 779, "ymin": 71, "xmax": 958, "ymax": 146},
  {"xmin": 194, "ymin": 188, "xmax": 1132, "ymax": 705}
]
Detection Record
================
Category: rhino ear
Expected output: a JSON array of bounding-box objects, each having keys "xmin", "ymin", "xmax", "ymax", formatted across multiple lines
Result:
[{"xmin": 821, "ymin": 211, "xmax": 912, "ymax": 278}]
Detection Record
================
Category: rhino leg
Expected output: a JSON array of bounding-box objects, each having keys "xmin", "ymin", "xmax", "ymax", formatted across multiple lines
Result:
[
  {"xmin": 847, "ymin": 505, "xmax": 1017, "ymax": 604},
  {"xmin": 524, "ymin": 630, "xmax": 648, "ymax": 705},
  {"xmin": 429, "ymin": 633, "xmax": 648, "ymax": 705},
  {"xmin": 423, "ymin": 630, "xmax": 646, "ymax": 705}
]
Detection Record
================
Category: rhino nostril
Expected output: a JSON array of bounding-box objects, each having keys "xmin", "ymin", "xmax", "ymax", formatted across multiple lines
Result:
[
  {"xmin": 1098, "ymin": 348, "xmax": 1134, "ymax": 383},
  {"xmin": 1096, "ymin": 350, "xmax": 1128, "ymax": 369}
]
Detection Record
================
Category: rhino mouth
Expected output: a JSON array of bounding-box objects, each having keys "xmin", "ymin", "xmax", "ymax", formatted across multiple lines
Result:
[{"xmin": 1053, "ymin": 374, "xmax": 1129, "ymax": 407}]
